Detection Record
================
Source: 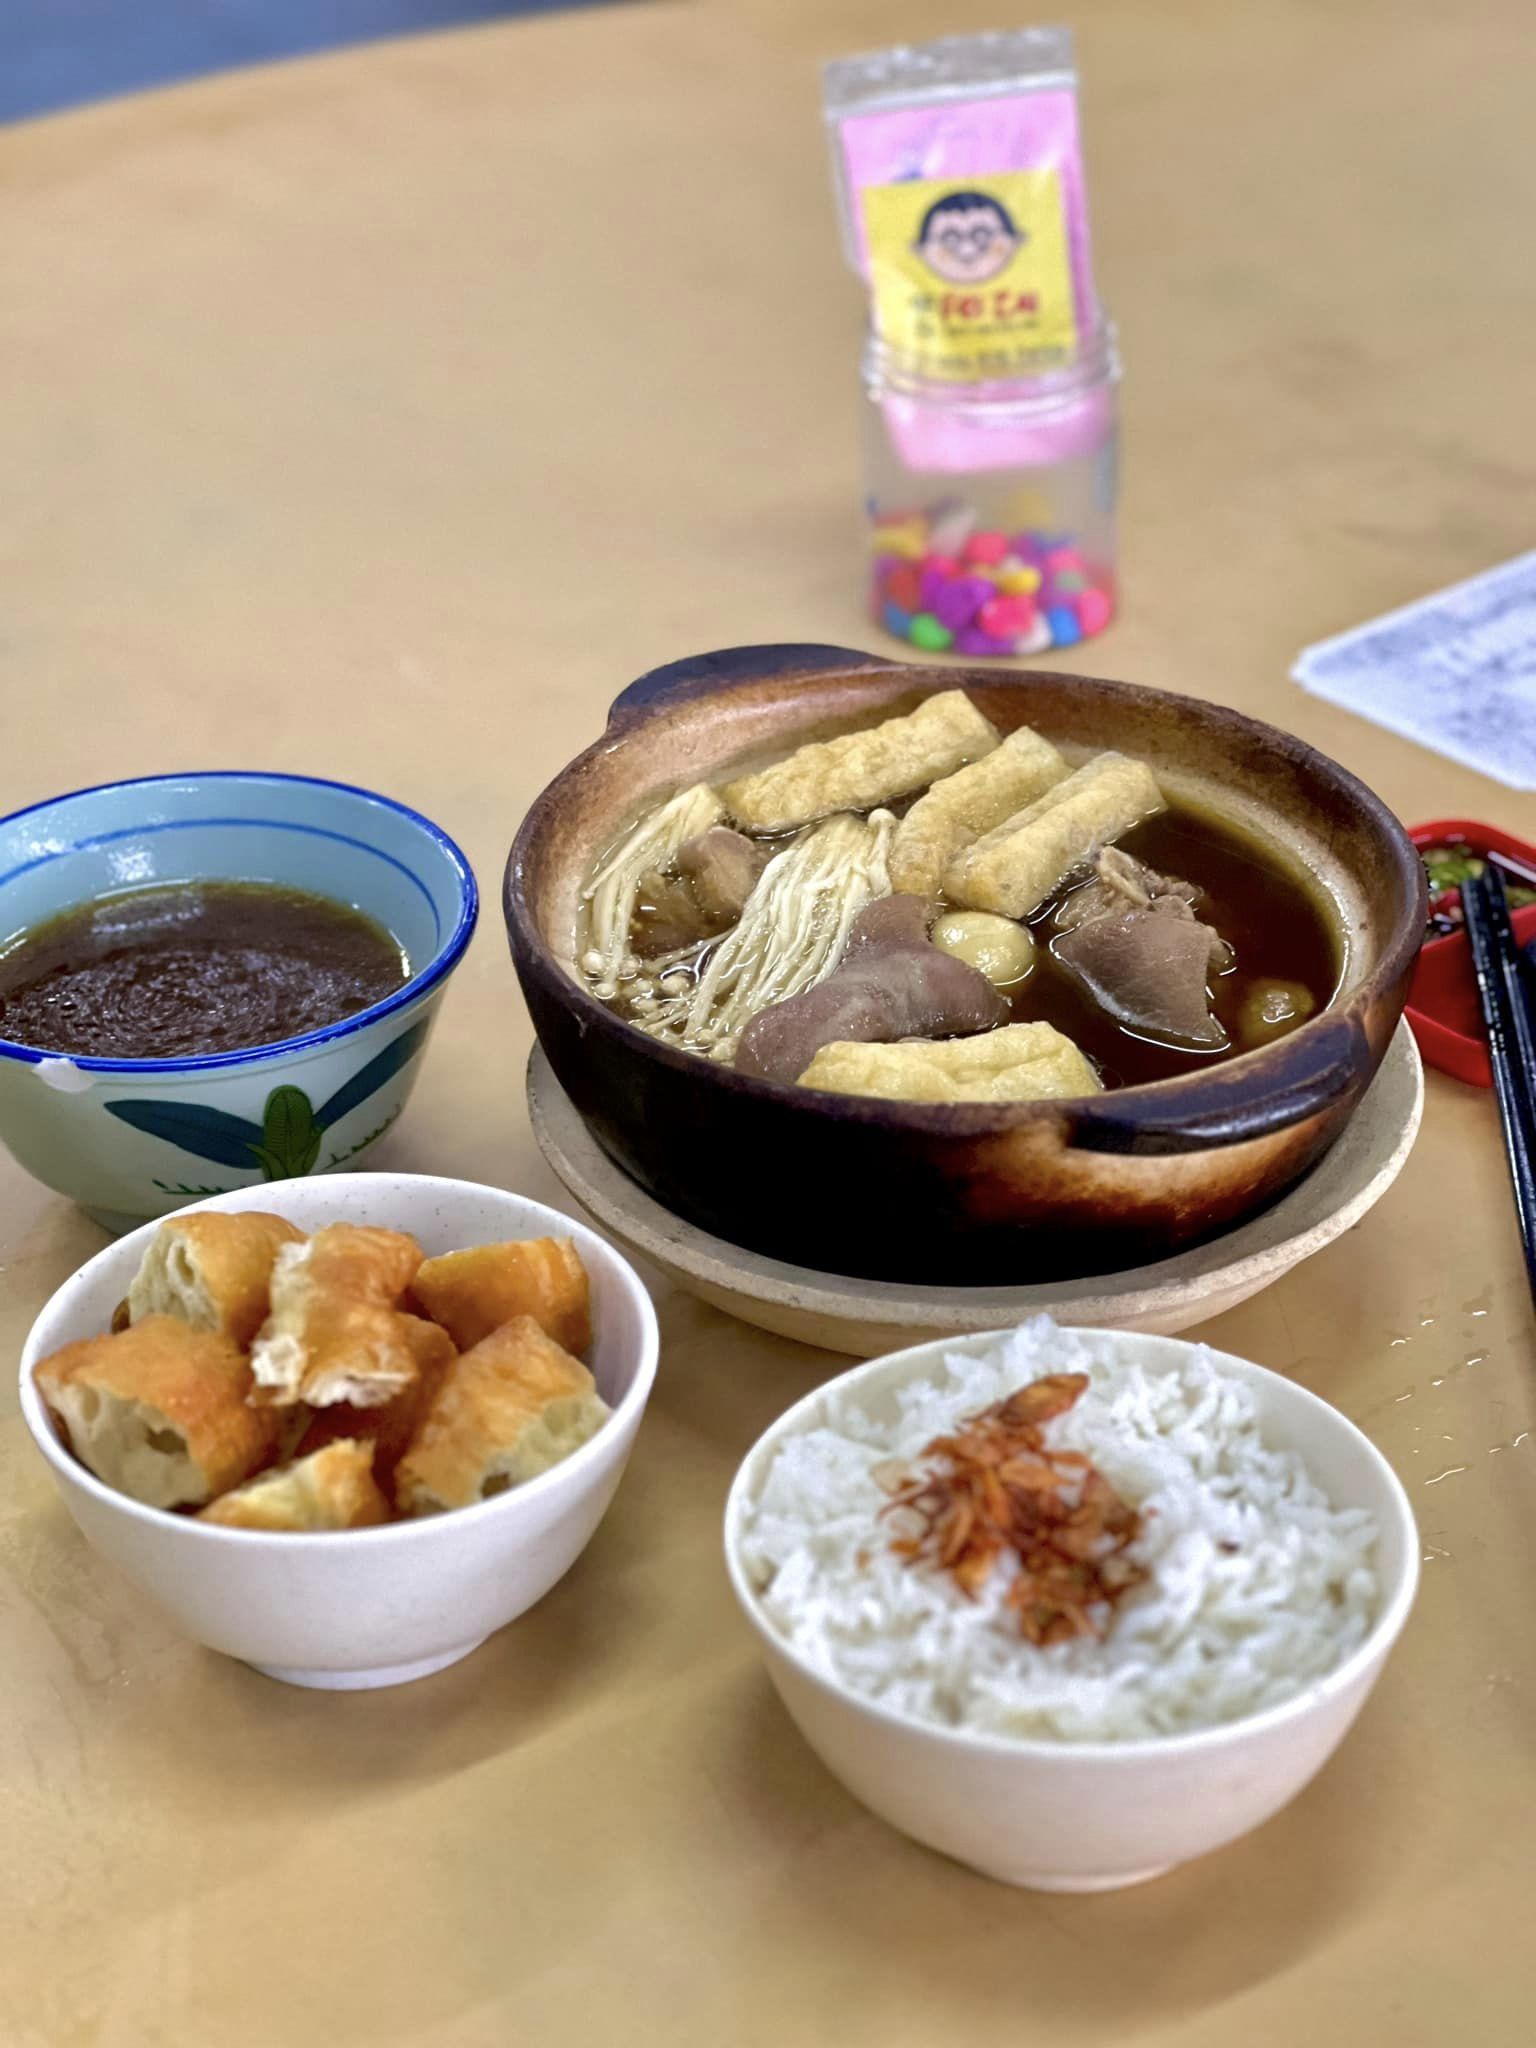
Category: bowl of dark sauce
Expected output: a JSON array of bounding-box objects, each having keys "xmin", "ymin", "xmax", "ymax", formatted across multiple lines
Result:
[{"xmin": 0, "ymin": 773, "xmax": 477, "ymax": 1229}]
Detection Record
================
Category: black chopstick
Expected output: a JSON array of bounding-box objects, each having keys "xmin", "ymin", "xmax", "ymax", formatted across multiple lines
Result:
[{"xmin": 1463, "ymin": 863, "xmax": 1536, "ymax": 1309}]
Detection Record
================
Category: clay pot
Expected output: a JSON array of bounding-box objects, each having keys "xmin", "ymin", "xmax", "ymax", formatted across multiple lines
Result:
[{"xmin": 505, "ymin": 646, "xmax": 1425, "ymax": 1284}]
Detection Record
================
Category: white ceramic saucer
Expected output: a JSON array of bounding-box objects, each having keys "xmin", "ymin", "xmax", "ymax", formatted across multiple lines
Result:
[{"xmin": 528, "ymin": 1023, "xmax": 1423, "ymax": 1357}]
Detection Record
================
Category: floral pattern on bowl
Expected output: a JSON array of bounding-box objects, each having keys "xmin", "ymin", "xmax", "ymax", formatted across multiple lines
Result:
[{"xmin": 103, "ymin": 1016, "xmax": 432, "ymax": 1186}]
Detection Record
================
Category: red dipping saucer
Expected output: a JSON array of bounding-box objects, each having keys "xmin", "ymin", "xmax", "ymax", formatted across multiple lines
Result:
[{"xmin": 1405, "ymin": 818, "xmax": 1536, "ymax": 1088}]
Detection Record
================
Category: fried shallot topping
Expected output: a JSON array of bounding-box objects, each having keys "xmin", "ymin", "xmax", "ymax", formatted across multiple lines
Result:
[{"xmin": 881, "ymin": 1373, "xmax": 1147, "ymax": 1645}]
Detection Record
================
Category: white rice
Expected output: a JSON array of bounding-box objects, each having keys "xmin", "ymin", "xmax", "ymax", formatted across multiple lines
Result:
[{"xmin": 737, "ymin": 1320, "xmax": 1379, "ymax": 1743}]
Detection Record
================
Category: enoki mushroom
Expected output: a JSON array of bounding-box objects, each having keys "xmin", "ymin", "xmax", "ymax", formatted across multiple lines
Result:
[
  {"xmin": 580, "ymin": 783, "xmax": 726, "ymax": 997},
  {"xmin": 633, "ymin": 809, "xmax": 895, "ymax": 1060}
]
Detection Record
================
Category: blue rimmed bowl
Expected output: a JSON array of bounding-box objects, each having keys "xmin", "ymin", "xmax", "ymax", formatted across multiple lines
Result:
[{"xmin": 0, "ymin": 772, "xmax": 477, "ymax": 1230}]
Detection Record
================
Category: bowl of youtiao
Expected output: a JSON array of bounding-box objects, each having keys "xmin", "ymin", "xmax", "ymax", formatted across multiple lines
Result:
[
  {"xmin": 0, "ymin": 772, "xmax": 477, "ymax": 1229},
  {"xmin": 504, "ymin": 645, "xmax": 1425, "ymax": 1285},
  {"xmin": 18, "ymin": 1173, "xmax": 659, "ymax": 1689}
]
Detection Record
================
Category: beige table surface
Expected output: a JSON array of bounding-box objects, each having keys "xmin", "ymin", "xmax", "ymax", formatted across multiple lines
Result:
[{"xmin": 2, "ymin": 2, "xmax": 1533, "ymax": 2041}]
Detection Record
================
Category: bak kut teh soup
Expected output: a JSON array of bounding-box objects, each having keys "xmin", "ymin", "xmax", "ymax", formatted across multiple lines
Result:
[
  {"xmin": 0, "ymin": 882, "xmax": 408, "ymax": 1060},
  {"xmin": 574, "ymin": 690, "xmax": 1340, "ymax": 1105},
  {"xmin": 1005, "ymin": 806, "xmax": 1338, "ymax": 1091}
]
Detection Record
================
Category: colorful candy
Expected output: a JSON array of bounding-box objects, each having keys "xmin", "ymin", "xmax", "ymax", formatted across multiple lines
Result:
[
  {"xmin": 883, "ymin": 562, "xmax": 924, "ymax": 613},
  {"xmin": 1075, "ymin": 587, "xmax": 1113, "ymax": 638},
  {"xmin": 960, "ymin": 529, "xmax": 1010, "ymax": 567},
  {"xmin": 907, "ymin": 612, "xmax": 954, "ymax": 652},
  {"xmin": 994, "ymin": 562, "xmax": 1042, "ymax": 596},
  {"xmin": 869, "ymin": 512, "xmax": 1113, "ymax": 658},
  {"xmin": 977, "ymin": 594, "xmax": 1037, "ymax": 641},
  {"xmin": 870, "ymin": 517, "xmax": 927, "ymax": 561},
  {"xmin": 1044, "ymin": 545, "xmax": 1086, "ymax": 576},
  {"xmin": 932, "ymin": 575, "xmax": 993, "ymax": 632},
  {"xmin": 925, "ymin": 509, "xmax": 975, "ymax": 558},
  {"xmin": 918, "ymin": 557, "xmax": 958, "ymax": 610},
  {"xmin": 953, "ymin": 625, "xmax": 1017, "ymax": 656}
]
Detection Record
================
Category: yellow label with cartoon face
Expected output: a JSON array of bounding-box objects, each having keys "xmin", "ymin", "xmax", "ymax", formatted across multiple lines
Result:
[{"xmin": 861, "ymin": 171, "xmax": 1077, "ymax": 381}]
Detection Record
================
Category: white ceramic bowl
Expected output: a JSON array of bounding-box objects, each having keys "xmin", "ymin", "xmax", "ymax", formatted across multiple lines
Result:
[
  {"xmin": 0, "ymin": 772, "xmax": 477, "ymax": 1230},
  {"xmin": 19, "ymin": 1173, "xmax": 659, "ymax": 1690},
  {"xmin": 724, "ymin": 1327, "xmax": 1418, "ymax": 1892}
]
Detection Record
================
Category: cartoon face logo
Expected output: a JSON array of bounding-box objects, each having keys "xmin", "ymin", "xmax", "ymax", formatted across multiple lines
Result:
[{"xmin": 913, "ymin": 190, "xmax": 1025, "ymax": 285}]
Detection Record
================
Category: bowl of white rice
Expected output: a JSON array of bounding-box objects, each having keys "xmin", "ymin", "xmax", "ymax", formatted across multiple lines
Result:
[{"xmin": 724, "ymin": 1318, "xmax": 1417, "ymax": 1892}]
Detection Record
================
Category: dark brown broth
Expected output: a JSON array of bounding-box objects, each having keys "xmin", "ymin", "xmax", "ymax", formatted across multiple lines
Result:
[
  {"xmin": 0, "ymin": 882, "xmax": 408, "ymax": 1059},
  {"xmin": 1007, "ymin": 807, "xmax": 1338, "ymax": 1087},
  {"xmin": 602, "ymin": 788, "xmax": 1339, "ymax": 1090}
]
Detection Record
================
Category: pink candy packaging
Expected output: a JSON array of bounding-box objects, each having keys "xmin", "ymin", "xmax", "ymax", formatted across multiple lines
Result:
[
  {"xmin": 824, "ymin": 28, "xmax": 1113, "ymax": 473},
  {"xmin": 824, "ymin": 27, "xmax": 1101, "ymax": 386}
]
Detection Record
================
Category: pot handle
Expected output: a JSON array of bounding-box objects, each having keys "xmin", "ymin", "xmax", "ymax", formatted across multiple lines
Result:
[
  {"xmin": 608, "ymin": 644, "xmax": 894, "ymax": 726},
  {"xmin": 1061, "ymin": 1011, "xmax": 1369, "ymax": 1155}
]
